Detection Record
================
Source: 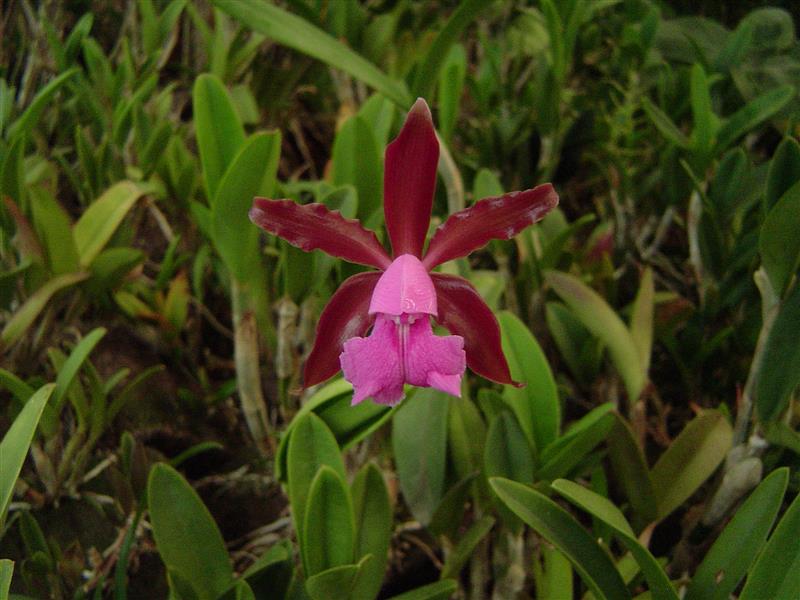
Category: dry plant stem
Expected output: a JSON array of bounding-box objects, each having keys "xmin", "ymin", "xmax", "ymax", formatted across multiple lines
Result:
[{"xmin": 232, "ymin": 279, "xmax": 270, "ymax": 455}]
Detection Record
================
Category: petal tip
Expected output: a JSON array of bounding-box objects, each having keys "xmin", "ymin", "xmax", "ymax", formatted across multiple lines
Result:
[{"xmin": 411, "ymin": 97, "xmax": 433, "ymax": 120}]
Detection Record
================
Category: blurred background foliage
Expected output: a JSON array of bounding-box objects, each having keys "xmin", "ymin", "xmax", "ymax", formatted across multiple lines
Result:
[{"xmin": 1, "ymin": 0, "xmax": 799, "ymax": 598}]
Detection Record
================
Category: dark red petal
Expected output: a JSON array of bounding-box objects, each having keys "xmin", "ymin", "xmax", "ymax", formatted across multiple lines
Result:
[
  {"xmin": 423, "ymin": 184, "xmax": 559, "ymax": 269},
  {"xmin": 304, "ymin": 272, "xmax": 381, "ymax": 387},
  {"xmin": 384, "ymin": 98, "xmax": 439, "ymax": 258},
  {"xmin": 431, "ymin": 273, "xmax": 520, "ymax": 386},
  {"xmin": 250, "ymin": 198, "xmax": 391, "ymax": 270}
]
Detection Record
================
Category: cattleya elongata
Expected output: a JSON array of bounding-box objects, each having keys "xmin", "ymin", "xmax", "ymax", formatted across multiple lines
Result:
[{"xmin": 250, "ymin": 98, "xmax": 558, "ymax": 406}]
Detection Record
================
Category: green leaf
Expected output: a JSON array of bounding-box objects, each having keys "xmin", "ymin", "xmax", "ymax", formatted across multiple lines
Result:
[
  {"xmin": 52, "ymin": 327, "xmax": 106, "ymax": 413},
  {"xmin": 213, "ymin": 0, "xmax": 410, "ymax": 107},
  {"xmin": 498, "ymin": 311, "xmax": 560, "ymax": 452},
  {"xmin": 489, "ymin": 477, "xmax": 631, "ymax": 600},
  {"xmin": 386, "ymin": 579, "xmax": 458, "ymax": 600},
  {"xmin": 689, "ymin": 64, "xmax": 716, "ymax": 158},
  {"xmin": 484, "ymin": 412, "xmax": 535, "ymax": 484},
  {"xmin": 303, "ymin": 466, "xmax": 355, "ymax": 577},
  {"xmin": 212, "ymin": 131, "xmax": 281, "ymax": 281},
  {"xmin": 331, "ymin": 116, "xmax": 382, "ymax": 226},
  {"xmin": 0, "ymin": 272, "xmax": 88, "ymax": 350},
  {"xmin": 641, "ymin": 97, "xmax": 690, "ymax": 148},
  {"xmin": 305, "ymin": 559, "xmax": 369, "ymax": 600},
  {"xmin": 437, "ymin": 44, "xmax": 467, "ymax": 141},
  {"xmin": 755, "ymin": 282, "xmax": 800, "ymax": 422},
  {"xmin": 0, "ymin": 384, "xmax": 54, "ymax": 527},
  {"xmin": 607, "ymin": 414, "xmax": 658, "ymax": 524},
  {"xmin": 546, "ymin": 271, "xmax": 645, "ymax": 401},
  {"xmin": 411, "ymin": 0, "xmax": 492, "ymax": 99},
  {"xmin": 650, "ymin": 410, "xmax": 732, "ymax": 519},
  {"xmin": 630, "ymin": 268, "xmax": 654, "ymax": 374},
  {"xmin": 29, "ymin": 187, "xmax": 79, "ymax": 275},
  {"xmin": 73, "ymin": 181, "xmax": 145, "ymax": 267},
  {"xmin": 287, "ymin": 413, "xmax": 346, "ymax": 552},
  {"xmin": 0, "ymin": 559, "xmax": 12, "ymax": 600},
  {"xmin": 447, "ymin": 397, "xmax": 486, "ymax": 481},
  {"xmin": 740, "ymin": 476, "xmax": 800, "ymax": 599},
  {"xmin": 241, "ymin": 540, "xmax": 293, "ymax": 600},
  {"xmin": 537, "ymin": 404, "xmax": 615, "ymax": 482},
  {"xmin": 7, "ymin": 68, "xmax": 78, "ymax": 140},
  {"xmin": 147, "ymin": 463, "xmax": 233, "ymax": 600},
  {"xmin": 351, "ymin": 463, "xmax": 391, "ymax": 600},
  {"xmin": 715, "ymin": 85, "xmax": 795, "ymax": 153},
  {"xmin": 686, "ymin": 468, "xmax": 788, "ymax": 600},
  {"xmin": 192, "ymin": 73, "xmax": 245, "ymax": 201},
  {"xmin": 440, "ymin": 515, "xmax": 495, "ymax": 579},
  {"xmin": 392, "ymin": 389, "xmax": 449, "ymax": 525},
  {"xmin": 765, "ymin": 136, "xmax": 800, "ymax": 210},
  {"xmin": 552, "ymin": 480, "xmax": 678, "ymax": 600},
  {"xmin": 759, "ymin": 181, "xmax": 800, "ymax": 296}
]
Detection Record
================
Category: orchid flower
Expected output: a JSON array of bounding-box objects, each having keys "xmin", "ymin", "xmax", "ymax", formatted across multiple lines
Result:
[{"xmin": 250, "ymin": 99, "xmax": 558, "ymax": 406}]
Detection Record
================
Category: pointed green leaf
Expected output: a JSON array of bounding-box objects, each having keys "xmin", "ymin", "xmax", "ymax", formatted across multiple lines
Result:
[
  {"xmin": 332, "ymin": 115, "xmax": 382, "ymax": 226},
  {"xmin": 630, "ymin": 268, "xmax": 654, "ymax": 374},
  {"xmin": 759, "ymin": 181, "xmax": 800, "ymax": 296},
  {"xmin": 765, "ymin": 136, "xmax": 800, "ymax": 210},
  {"xmin": 607, "ymin": 414, "xmax": 658, "ymax": 524},
  {"xmin": 440, "ymin": 515, "xmax": 495, "ymax": 580},
  {"xmin": 351, "ymin": 464, "xmax": 391, "ymax": 600},
  {"xmin": 715, "ymin": 85, "xmax": 795, "ymax": 152},
  {"xmin": 387, "ymin": 579, "xmax": 458, "ymax": 600},
  {"xmin": 303, "ymin": 466, "xmax": 355, "ymax": 577},
  {"xmin": 490, "ymin": 477, "xmax": 631, "ymax": 600}
]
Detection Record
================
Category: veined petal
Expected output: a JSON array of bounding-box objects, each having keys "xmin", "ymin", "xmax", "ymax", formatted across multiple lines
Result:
[
  {"xmin": 422, "ymin": 184, "xmax": 559, "ymax": 269},
  {"xmin": 384, "ymin": 98, "xmax": 439, "ymax": 258},
  {"xmin": 250, "ymin": 198, "xmax": 392, "ymax": 269},
  {"xmin": 369, "ymin": 254, "xmax": 437, "ymax": 316},
  {"xmin": 304, "ymin": 272, "xmax": 381, "ymax": 387},
  {"xmin": 340, "ymin": 315, "xmax": 404, "ymax": 405},
  {"xmin": 431, "ymin": 273, "xmax": 520, "ymax": 386},
  {"xmin": 404, "ymin": 317, "xmax": 465, "ymax": 396}
]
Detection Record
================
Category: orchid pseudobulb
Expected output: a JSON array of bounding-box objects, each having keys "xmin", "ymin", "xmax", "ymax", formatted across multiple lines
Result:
[{"xmin": 250, "ymin": 99, "xmax": 558, "ymax": 406}]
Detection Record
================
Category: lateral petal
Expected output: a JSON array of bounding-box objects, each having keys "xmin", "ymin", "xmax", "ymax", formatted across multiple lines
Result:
[
  {"xmin": 304, "ymin": 272, "xmax": 381, "ymax": 387},
  {"xmin": 384, "ymin": 98, "xmax": 439, "ymax": 258},
  {"xmin": 250, "ymin": 198, "xmax": 392, "ymax": 269},
  {"xmin": 431, "ymin": 273, "xmax": 520, "ymax": 386},
  {"xmin": 422, "ymin": 184, "xmax": 559, "ymax": 269}
]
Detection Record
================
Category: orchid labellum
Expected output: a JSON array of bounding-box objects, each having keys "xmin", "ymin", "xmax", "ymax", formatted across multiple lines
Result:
[{"xmin": 250, "ymin": 99, "xmax": 558, "ymax": 406}]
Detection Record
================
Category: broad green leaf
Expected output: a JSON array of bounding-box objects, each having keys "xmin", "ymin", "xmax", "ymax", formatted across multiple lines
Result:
[
  {"xmin": 275, "ymin": 379, "xmax": 394, "ymax": 482},
  {"xmin": 437, "ymin": 44, "xmax": 467, "ymax": 141},
  {"xmin": 212, "ymin": 131, "xmax": 281, "ymax": 281},
  {"xmin": 428, "ymin": 474, "xmax": 477, "ymax": 539},
  {"xmin": 689, "ymin": 64, "xmax": 716, "ymax": 158},
  {"xmin": 213, "ymin": 0, "xmax": 410, "ymax": 107},
  {"xmin": 686, "ymin": 468, "xmax": 788, "ymax": 600},
  {"xmin": 392, "ymin": 389, "xmax": 449, "ymax": 525},
  {"xmin": 242, "ymin": 540, "xmax": 294, "ymax": 600},
  {"xmin": 73, "ymin": 181, "xmax": 144, "ymax": 267},
  {"xmin": 52, "ymin": 327, "xmax": 106, "ymax": 413},
  {"xmin": 759, "ymin": 181, "xmax": 800, "ymax": 296},
  {"xmin": 498, "ymin": 311, "xmax": 559, "ymax": 452},
  {"xmin": 303, "ymin": 466, "xmax": 355, "ymax": 577},
  {"xmin": 0, "ymin": 368, "xmax": 35, "ymax": 404},
  {"xmin": 607, "ymin": 414, "xmax": 658, "ymax": 524},
  {"xmin": 545, "ymin": 301, "xmax": 603, "ymax": 383},
  {"xmin": 546, "ymin": 271, "xmax": 645, "ymax": 401},
  {"xmin": 0, "ymin": 384, "xmax": 54, "ymax": 527},
  {"xmin": 0, "ymin": 272, "xmax": 88, "ymax": 350},
  {"xmin": 332, "ymin": 115, "xmax": 382, "ymax": 226},
  {"xmin": 650, "ymin": 410, "xmax": 732, "ymax": 519},
  {"xmin": 440, "ymin": 515, "xmax": 495, "ymax": 579},
  {"xmin": 148, "ymin": 463, "xmax": 233, "ymax": 600},
  {"xmin": 387, "ymin": 579, "xmax": 458, "ymax": 600},
  {"xmin": 755, "ymin": 282, "xmax": 800, "ymax": 422},
  {"xmin": 0, "ymin": 559, "xmax": 11, "ymax": 600},
  {"xmin": 490, "ymin": 477, "xmax": 631, "ymax": 600},
  {"xmin": 412, "ymin": 0, "xmax": 491, "ymax": 99},
  {"xmin": 630, "ymin": 268, "xmax": 654, "ymax": 374},
  {"xmin": 0, "ymin": 134, "xmax": 25, "ymax": 205},
  {"xmin": 29, "ymin": 187, "xmax": 79, "ymax": 275},
  {"xmin": 193, "ymin": 73, "xmax": 245, "ymax": 200},
  {"xmin": 641, "ymin": 97, "xmax": 690, "ymax": 148},
  {"xmin": 447, "ymin": 397, "xmax": 486, "ymax": 481},
  {"xmin": 357, "ymin": 94, "xmax": 395, "ymax": 147},
  {"xmin": 536, "ymin": 404, "xmax": 615, "ymax": 482},
  {"xmin": 7, "ymin": 68, "xmax": 78, "ymax": 140},
  {"xmin": 715, "ymin": 85, "xmax": 795, "ymax": 152},
  {"xmin": 765, "ymin": 137, "xmax": 800, "ymax": 210},
  {"xmin": 534, "ymin": 546, "xmax": 573, "ymax": 600},
  {"xmin": 552, "ymin": 480, "xmax": 678, "ymax": 600},
  {"xmin": 740, "ymin": 478, "xmax": 800, "ymax": 599},
  {"xmin": 485, "ymin": 411, "xmax": 535, "ymax": 483},
  {"xmin": 305, "ymin": 559, "xmax": 369, "ymax": 600},
  {"xmin": 287, "ymin": 413, "xmax": 346, "ymax": 550},
  {"xmin": 351, "ymin": 463, "xmax": 391, "ymax": 600}
]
